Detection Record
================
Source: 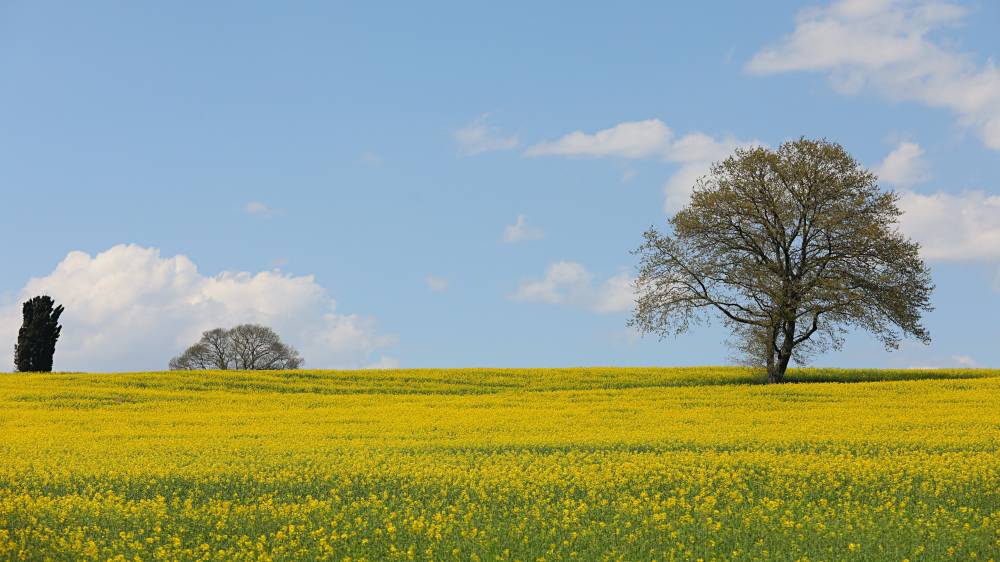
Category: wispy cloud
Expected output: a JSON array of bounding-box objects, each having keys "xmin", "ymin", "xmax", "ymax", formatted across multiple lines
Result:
[
  {"xmin": 244, "ymin": 201, "xmax": 277, "ymax": 218},
  {"xmin": 426, "ymin": 275, "xmax": 449, "ymax": 293},
  {"xmin": 502, "ymin": 214, "xmax": 545, "ymax": 244},
  {"xmin": 526, "ymin": 118, "xmax": 757, "ymax": 212},
  {"xmin": 454, "ymin": 113, "xmax": 519, "ymax": 156},
  {"xmin": 524, "ymin": 119, "xmax": 671, "ymax": 159},
  {"xmin": 952, "ymin": 354, "xmax": 978, "ymax": 368},
  {"xmin": 748, "ymin": 0, "xmax": 1000, "ymax": 151},
  {"xmin": 510, "ymin": 261, "xmax": 634, "ymax": 314}
]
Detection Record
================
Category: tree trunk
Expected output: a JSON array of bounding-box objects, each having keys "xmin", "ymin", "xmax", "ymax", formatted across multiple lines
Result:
[
  {"xmin": 771, "ymin": 351, "xmax": 792, "ymax": 383},
  {"xmin": 766, "ymin": 323, "xmax": 795, "ymax": 384},
  {"xmin": 766, "ymin": 349, "xmax": 779, "ymax": 383}
]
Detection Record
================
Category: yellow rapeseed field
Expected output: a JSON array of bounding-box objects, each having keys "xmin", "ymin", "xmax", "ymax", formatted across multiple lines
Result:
[{"xmin": 0, "ymin": 367, "xmax": 998, "ymax": 561}]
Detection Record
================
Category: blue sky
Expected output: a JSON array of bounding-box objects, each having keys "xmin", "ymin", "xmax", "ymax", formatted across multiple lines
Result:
[{"xmin": 1, "ymin": 1, "xmax": 998, "ymax": 371}]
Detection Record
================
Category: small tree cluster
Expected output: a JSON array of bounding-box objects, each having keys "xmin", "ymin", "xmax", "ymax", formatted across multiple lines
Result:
[
  {"xmin": 14, "ymin": 296, "xmax": 64, "ymax": 372},
  {"xmin": 169, "ymin": 324, "xmax": 303, "ymax": 370}
]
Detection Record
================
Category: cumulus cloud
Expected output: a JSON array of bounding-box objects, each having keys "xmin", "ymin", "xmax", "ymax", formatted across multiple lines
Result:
[
  {"xmin": 748, "ymin": 0, "xmax": 1000, "ymax": 151},
  {"xmin": 0, "ymin": 244, "xmax": 395, "ymax": 372},
  {"xmin": 525, "ymin": 119, "xmax": 756, "ymax": 213},
  {"xmin": 866, "ymin": 141, "xmax": 1000, "ymax": 265},
  {"xmin": 509, "ymin": 261, "xmax": 634, "ymax": 314},
  {"xmin": 897, "ymin": 189, "xmax": 1000, "ymax": 261},
  {"xmin": 660, "ymin": 132, "xmax": 748, "ymax": 213},
  {"xmin": 426, "ymin": 275, "xmax": 449, "ymax": 293},
  {"xmin": 454, "ymin": 113, "xmax": 519, "ymax": 156},
  {"xmin": 876, "ymin": 141, "xmax": 929, "ymax": 187},
  {"xmin": 502, "ymin": 214, "xmax": 545, "ymax": 244}
]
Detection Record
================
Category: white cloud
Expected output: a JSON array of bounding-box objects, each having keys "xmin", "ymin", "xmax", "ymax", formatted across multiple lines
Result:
[
  {"xmin": 748, "ymin": 0, "xmax": 1000, "ymax": 151},
  {"xmin": 898, "ymin": 189, "xmax": 1000, "ymax": 261},
  {"xmin": 524, "ymin": 119, "xmax": 672, "ymax": 158},
  {"xmin": 952, "ymin": 354, "xmax": 978, "ymax": 368},
  {"xmin": 661, "ymin": 132, "xmax": 748, "ymax": 213},
  {"xmin": 525, "ymin": 119, "xmax": 756, "ymax": 213},
  {"xmin": 454, "ymin": 113, "xmax": 519, "ymax": 156},
  {"xmin": 244, "ymin": 201, "xmax": 275, "ymax": 217},
  {"xmin": 0, "ymin": 244, "xmax": 395, "ymax": 372},
  {"xmin": 906, "ymin": 352, "xmax": 980, "ymax": 369},
  {"xmin": 621, "ymin": 169, "xmax": 638, "ymax": 183},
  {"xmin": 510, "ymin": 261, "xmax": 634, "ymax": 314},
  {"xmin": 426, "ymin": 275, "xmax": 449, "ymax": 293},
  {"xmin": 877, "ymin": 141, "xmax": 929, "ymax": 186},
  {"xmin": 366, "ymin": 355, "xmax": 400, "ymax": 370},
  {"xmin": 874, "ymin": 142, "xmax": 1000, "ymax": 264},
  {"xmin": 502, "ymin": 214, "xmax": 545, "ymax": 244}
]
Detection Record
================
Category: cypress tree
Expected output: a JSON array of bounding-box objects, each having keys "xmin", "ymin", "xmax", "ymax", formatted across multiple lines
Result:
[{"xmin": 14, "ymin": 296, "xmax": 64, "ymax": 372}]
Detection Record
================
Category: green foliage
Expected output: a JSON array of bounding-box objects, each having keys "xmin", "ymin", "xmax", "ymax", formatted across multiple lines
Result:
[{"xmin": 13, "ymin": 295, "xmax": 64, "ymax": 372}]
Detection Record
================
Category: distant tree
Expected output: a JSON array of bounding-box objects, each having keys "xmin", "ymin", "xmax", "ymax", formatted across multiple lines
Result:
[
  {"xmin": 167, "ymin": 342, "xmax": 215, "ymax": 370},
  {"xmin": 228, "ymin": 324, "xmax": 303, "ymax": 370},
  {"xmin": 14, "ymin": 296, "xmax": 64, "ymax": 372},
  {"xmin": 169, "ymin": 324, "xmax": 302, "ymax": 370},
  {"xmin": 630, "ymin": 138, "xmax": 934, "ymax": 383},
  {"xmin": 169, "ymin": 328, "xmax": 231, "ymax": 370},
  {"xmin": 200, "ymin": 327, "xmax": 232, "ymax": 369}
]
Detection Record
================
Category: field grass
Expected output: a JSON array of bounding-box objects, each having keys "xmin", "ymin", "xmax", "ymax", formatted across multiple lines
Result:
[{"xmin": 0, "ymin": 367, "xmax": 998, "ymax": 561}]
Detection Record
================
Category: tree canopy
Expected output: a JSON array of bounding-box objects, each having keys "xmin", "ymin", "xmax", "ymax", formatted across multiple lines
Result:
[
  {"xmin": 14, "ymin": 295, "xmax": 64, "ymax": 372},
  {"xmin": 630, "ymin": 138, "xmax": 933, "ymax": 383},
  {"xmin": 169, "ymin": 324, "xmax": 303, "ymax": 370}
]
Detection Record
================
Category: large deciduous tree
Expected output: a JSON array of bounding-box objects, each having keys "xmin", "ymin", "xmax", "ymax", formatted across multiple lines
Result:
[
  {"xmin": 14, "ymin": 295, "xmax": 64, "ymax": 372},
  {"xmin": 169, "ymin": 324, "xmax": 303, "ymax": 370},
  {"xmin": 630, "ymin": 138, "xmax": 933, "ymax": 383}
]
